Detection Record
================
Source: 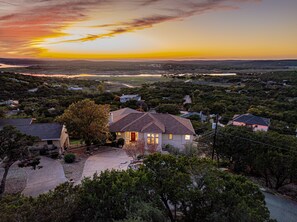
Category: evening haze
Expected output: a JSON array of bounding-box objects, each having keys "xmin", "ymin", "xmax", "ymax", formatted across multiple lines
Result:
[{"xmin": 0, "ymin": 0, "xmax": 296, "ymax": 60}]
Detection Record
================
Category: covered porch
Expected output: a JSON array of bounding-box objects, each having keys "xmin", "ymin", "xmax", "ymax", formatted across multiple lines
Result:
[{"xmin": 116, "ymin": 131, "xmax": 162, "ymax": 150}]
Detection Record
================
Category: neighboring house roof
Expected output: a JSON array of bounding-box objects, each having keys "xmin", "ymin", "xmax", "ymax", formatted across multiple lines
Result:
[
  {"xmin": 180, "ymin": 112, "xmax": 208, "ymax": 122},
  {"xmin": 0, "ymin": 118, "xmax": 33, "ymax": 129},
  {"xmin": 110, "ymin": 112, "xmax": 195, "ymax": 135},
  {"xmin": 111, "ymin": 108, "xmax": 141, "ymax": 122},
  {"xmin": 0, "ymin": 118, "xmax": 64, "ymax": 141},
  {"xmin": 180, "ymin": 112, "xmax": 201, "ymax": 118},
  {"xmin": 16, "ymin": 123, "xmax": 63, "ymax": 140},
  {"xmin": 120, "ymin": 94, "xmax": 140, "ymax": 99},
  {"xmin": 233, "ymin": 114, "xmax": 270, "ymax": 126}
]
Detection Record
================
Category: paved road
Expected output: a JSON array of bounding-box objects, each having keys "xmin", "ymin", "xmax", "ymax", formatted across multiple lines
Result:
[
  {"xmin": 80, "ymin": 148, "xmax": 131, "ymax": 181},
  {"xmin": 264, "ymin": 192, "xmax": 297, "ymax": 222},
  {"xmin": 22, "ymin": 156, "xmax": 67, "ymax": 197}
]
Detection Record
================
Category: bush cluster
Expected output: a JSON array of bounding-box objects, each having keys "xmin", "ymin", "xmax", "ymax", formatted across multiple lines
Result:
[{"xmin": 64, "ymin": 153, "xmax": 76, "ymax": 163}]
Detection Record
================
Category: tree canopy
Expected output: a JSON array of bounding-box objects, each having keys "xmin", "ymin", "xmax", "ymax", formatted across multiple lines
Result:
[
  {"xmin": 0, "ymin": 154, "xmax": 273, "ymax": 222},
  {"xmin": 215, "ymin": 126, "xmax": 297, "ymax": 189},
  {"xmin": 156, "ymin": 104, "xmax": 180, "ymax": 115},
  {"xmin": 0, "ymin": 126, "xmax": 37, "ymax": 195},
  {"xmin": 56, "ymin": 99, "xmax": 109, "ymax": 145}
]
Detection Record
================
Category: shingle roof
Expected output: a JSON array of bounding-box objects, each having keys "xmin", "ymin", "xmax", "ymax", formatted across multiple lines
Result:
[
  {"xmin": 233, "ymin": 114, "xmax": 270, "ymax": 126},
  {"xmin": 110, "ymin": 112, "xmax": 195, "ymax": 135},
  {"xmin": 0, "ymin": 118, "xmax": 63, "ymax": 140},
  {"xmin": 0, "ymin": 118, "xmax": 32, "ymax": 129},
  {"xmin": 111, "ymin": 108, "xmax": 141, "ymax": 122},
  {"xmin": 16, "ymin": 123, "xmax": 63, "ymax": 140}
]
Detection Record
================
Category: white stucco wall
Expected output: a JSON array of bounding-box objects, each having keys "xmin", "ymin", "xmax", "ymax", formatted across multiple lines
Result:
[
  {"xmin": 162, "ymin": 134, "xmax": 193, "ymax": 150},
  {"xmin": 116, "ymin": 131, "xmax": 193, "ymax": 150}
]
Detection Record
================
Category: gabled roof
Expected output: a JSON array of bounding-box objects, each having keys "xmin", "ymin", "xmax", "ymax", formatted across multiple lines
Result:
[
  {"xmin": 0, "ymin": 118, "xmax": 64, "ymax": 140},
  {"xmin": 16, "ymin": 123, "xmax": 63, "ymax": 140},
  {"xmin": 110, "ymin": 111, "xmax": 195, "ymax": 135},
  {"xmin": 122, "ymin": 113, "xmax": 165, "ymax": 133},
  {"xmin": 233, "ymin": 114, "xmax": 270, "ymax": 126},
  {"xmin": 0, "ymin": 118, "xmax": 33, "ymax": 129},
  {"xmin": 111, "ymin": 108, "xmax": 141, "ymax": 122}
]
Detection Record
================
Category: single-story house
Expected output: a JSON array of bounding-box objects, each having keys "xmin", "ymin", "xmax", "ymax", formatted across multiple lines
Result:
[
  {"xmin": 230, "ymin": 114, "xmax": 270, "ymax": 132},
  {"xmin": 0, "ymin": 118, "xmax": 69, "ymax": 154},
  {"xmin": 120, "ymin": 94, "xmax": 141, "ymax": 103},
  {"xmin": 109, "ymin": 108, "xmax": 195, "ymax": 150},
  {"xmin": 180, "ymin": 111, "xmax": 207, "ymax": 122},
  {"xmin": 0, "ymin": 100, "xmax": 19, "ymax": 107}
]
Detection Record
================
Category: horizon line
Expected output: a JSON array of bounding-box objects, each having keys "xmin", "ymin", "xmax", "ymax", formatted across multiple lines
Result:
[{"xmin": 1, "ymin": 57, "xmax": 297, "ymax": 63}]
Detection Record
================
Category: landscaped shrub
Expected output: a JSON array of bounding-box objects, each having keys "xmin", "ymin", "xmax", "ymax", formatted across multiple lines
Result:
[
  {"xmin": 117, "ymin": 138, "xmax": 125, "ymax": 147},
  {"xmin": 163, "ymin": 144, "xmax": 180, "ymax": 155},
  {"xmin": 64, "ymin": 153, "xmax": 76, "ymax": 163},
  {"xmin": 183, "ymin": 142, "xmax": 199, "ymax": 156},
  {"xmin": 39, "ymin": 148, "xmax": 47, "ymax": 156},
  {"xmin": 49, "ymin": 151, "xmax": 59, "ymax": 159}
]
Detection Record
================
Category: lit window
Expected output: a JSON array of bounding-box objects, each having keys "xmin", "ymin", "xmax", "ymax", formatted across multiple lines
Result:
[
  {"xmin": 116, "ymin": 132, "xmax": 121, "ymax": 136},
  {"xmin": 168, "ymin": 134, "xmax": 173, "ymax": 140},
  {"xmin": 185, "ymin": 135, "xmax": 190, "ymax": 140},
  {"xmin": 147, "ymin": 133, "xmax": 159, "ymax": 144}
]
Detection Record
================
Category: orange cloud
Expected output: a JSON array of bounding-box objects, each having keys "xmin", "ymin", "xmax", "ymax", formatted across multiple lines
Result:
[
  {"xmin": 0, "ymin": 0, "xmax": 261, "ymax": 58},
  {"xmin": 57, "ymin": 0, "xmax": 259, "ymax": 43},
  {"xmin": 0, "ymin": 0, "xmax": 105, "ymax": 56}
]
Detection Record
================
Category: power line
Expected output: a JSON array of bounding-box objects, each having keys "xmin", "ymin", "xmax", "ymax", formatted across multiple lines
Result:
[{"xmin": 218, "ymin": 131, "xmax": 297, "ymax": 154}]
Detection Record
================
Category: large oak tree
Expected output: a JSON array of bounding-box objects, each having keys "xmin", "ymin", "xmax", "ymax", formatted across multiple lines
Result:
[{"xmin": 57, "ymin": 99, "xmax": 109, "ymax": 146}]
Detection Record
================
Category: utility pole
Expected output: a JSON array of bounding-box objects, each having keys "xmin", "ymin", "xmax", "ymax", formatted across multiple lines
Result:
[{"xmin": 212, "ymin": 114, "xmax": 219, "ymax": 160}]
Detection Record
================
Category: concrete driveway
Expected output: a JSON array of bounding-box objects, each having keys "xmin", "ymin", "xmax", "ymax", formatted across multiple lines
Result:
[
  {"xmin": 22, "ymin": 156, "xmax": 67, "ymax": 197},
  {"xmin": 80, "ymin": 148, "xmax": 132, "ymax": 181},
  {"xmin": 0, "ymin": 162, "xmax": 27, "ymax": 194},
  {"xmin": 264, "ymin": 192, "xmax": 297, "ymax": 222}
]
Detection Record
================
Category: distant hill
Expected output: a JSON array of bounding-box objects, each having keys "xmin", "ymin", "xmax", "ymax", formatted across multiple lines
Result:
[{"xmin": 1, "ymin": 58, "xmax": 297, "ymax": 75}]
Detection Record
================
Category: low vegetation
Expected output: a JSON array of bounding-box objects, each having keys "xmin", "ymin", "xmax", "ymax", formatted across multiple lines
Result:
[
  {"xmin": 64, "ymin": 153, "xmax": 76, "ymax": 163},
  {"xmin": 0, "ymin": 154, "xmax": 274, "ymax": 222},
  {"xmin": 0, "ymin": 126, "xmax": 39, "ymax": 196},
  {"xmin": 210, "ymin": 126, "xmax": 297, "ymax": 190}
]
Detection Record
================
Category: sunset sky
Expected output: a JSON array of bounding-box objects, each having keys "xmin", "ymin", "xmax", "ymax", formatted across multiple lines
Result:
[{"xmin": 0, "ymin": 0, "xmax": 296, "ymax": 60}]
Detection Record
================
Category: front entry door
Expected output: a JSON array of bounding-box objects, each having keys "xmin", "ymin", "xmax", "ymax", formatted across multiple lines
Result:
[{"xmin": 131, "ymin": 132, "xmax": 136, "ymax": 142}]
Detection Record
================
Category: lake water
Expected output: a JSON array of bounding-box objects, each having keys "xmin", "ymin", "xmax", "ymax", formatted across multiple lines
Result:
[
  {"xmin": 204, "ymin": 73, "xmax": 237, "ymax": 76},
  {"xmin": 0, "ymin": 63, "xmax": 28, "ymax": 68},
  {"xmin": 18, "ymin": 73, "xmax": 163, "ymax": 78},
  {"xmin": 0, "ymin": 62, "xmax": 236, "ymax": 78}
]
